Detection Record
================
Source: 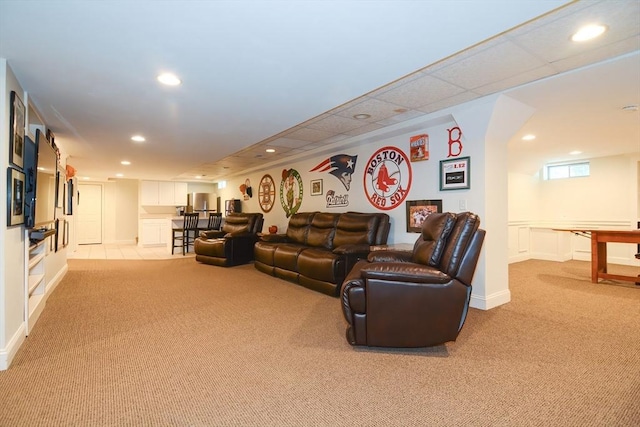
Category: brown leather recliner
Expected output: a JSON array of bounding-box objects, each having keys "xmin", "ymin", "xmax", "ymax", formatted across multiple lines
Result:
[
  {"xmin": 194, "ymin": 212, "xmax": 264, "ymax": 267},
  {"xmin": 340, "ymin": 211, "xmax": 486, "ymax": 348}
]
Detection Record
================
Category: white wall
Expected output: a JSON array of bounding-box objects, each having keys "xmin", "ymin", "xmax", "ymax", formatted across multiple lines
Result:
[
  {"xmin": 508, "ymin": 153, "xmax": 640, "ymax": 264},
  {"xmin": 1, "ymin": 60, "xmax": 69, "ymax": 370}
]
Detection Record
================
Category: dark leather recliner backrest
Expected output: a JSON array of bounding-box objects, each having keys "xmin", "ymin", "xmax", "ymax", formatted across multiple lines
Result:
[
  {"xmin": 222, "ymin": 213, "xmax": 264, "ymax": 234},
  {"xmin": 307, "ymin": 212, "xmax": 340, "ymax": 249},
  {"xmin": 286, "ymin": 212, "xmax": 317, "ymax": 244},
  {"xmin": 438, "ymin": 212, "xmax": 481, "ymax": 280},
  {"xmin": 411, "ymin": 212, "xmax": 457, "ymax": 266},
  {"xmin": 335, "ymin": 213, "xmax": 380, "ymax": 247}
]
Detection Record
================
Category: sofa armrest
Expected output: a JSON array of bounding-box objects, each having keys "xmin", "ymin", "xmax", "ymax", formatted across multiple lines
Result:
[
  {"xmin": 259, "ymin": 233, "xmax": 289, "ymax": 243},
  {"xmin": 367, "ymin": 250, "xmax": 413, "ymax": 263},
  {"xmin": 200, "ymin": 230, "xmax": 226, "ymax": 239},
  {"xmin": 333, "ymin": 243, "xmax": 371, "ymax": 256},
  {"xmin": 361, "ymin": 262, "xmax": 452, "ymax": 284}
]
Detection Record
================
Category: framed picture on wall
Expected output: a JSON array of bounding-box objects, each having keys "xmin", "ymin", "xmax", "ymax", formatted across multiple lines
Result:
[
  {"xmin": 439, "ymin": 156, "xmax": 470, "ymax": 191},
  {"xmin": 310, "ymin": 179, "xmax": 323, "ymax": 196},
  {"xmin": 9, "ymin": 91, "xmax": 25, "ymax": 169},
  {"xmin": 7, "ymin": 167, "xmax": 26, "ymax": 226},
  {"xmin": 405, "ymin": 199, "xmax": 442, "ymax": 232}
]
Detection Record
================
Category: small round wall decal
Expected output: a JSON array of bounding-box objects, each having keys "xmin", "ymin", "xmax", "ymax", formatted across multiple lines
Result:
[
  {"xmin": 258, "ymin": 174, "xmax": 276, "ymax": 213},
  {"xmin": 363, "ymin": 146, "xmax": 412, "ymax": 210}
]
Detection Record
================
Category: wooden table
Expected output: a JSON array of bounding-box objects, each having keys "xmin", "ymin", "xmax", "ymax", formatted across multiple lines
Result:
[{"xmin": 555, "ymin": 229, "xmax": 640, "ymax": 283}]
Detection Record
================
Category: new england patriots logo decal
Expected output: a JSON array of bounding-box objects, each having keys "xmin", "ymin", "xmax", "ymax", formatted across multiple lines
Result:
[{"xmin": 310, "ymin": 154, "xmax": 358, "ymax": 190}]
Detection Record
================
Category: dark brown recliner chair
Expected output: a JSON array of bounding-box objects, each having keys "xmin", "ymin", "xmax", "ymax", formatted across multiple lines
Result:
[
  {"xmin": 340, "ymin": 211, "xmax": 485, "ymax": 348},
  {"xmin": 194, "ymin": 212, "xmax": 264, "ymax": 267}
]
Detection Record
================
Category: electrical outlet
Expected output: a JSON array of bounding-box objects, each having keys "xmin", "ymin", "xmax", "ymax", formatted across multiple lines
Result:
[{"xmin": 459, "ymin": 199, "xmax": 467, "ymax": 210}]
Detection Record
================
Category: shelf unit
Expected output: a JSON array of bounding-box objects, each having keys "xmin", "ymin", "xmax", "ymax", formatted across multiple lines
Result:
[{"xmin": 24, "ymin": 230, "xmax": 48, "ymax": 335}]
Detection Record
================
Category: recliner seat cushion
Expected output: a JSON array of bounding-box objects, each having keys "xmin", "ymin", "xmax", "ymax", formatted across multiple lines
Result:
[{"xmin": 297, "ymin": 248, "xmax": 343, "ymax": 283}]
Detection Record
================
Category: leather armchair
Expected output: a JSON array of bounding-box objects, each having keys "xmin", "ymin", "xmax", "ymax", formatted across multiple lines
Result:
[
  {"xmin": 340, "ymin": 212, "xmax": 485, "ymax": 348},
  {"xmin": 194, "ymin": 212, "xmax": 264, "ymax": 267}
]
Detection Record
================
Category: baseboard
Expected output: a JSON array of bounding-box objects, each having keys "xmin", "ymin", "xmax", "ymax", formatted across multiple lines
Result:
[
  {"xmin": 470, "ymin": 289, "xmax": 511, "ymax": 310},
  {"xmin": 0, "ymin": 323, "xmax": 26, "ymax": 371}
]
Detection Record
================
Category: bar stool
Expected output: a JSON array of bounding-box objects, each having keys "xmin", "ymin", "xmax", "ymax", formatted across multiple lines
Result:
[
  {"xmin": 204, "ymin": 212, "xmax": 223, "ymax": 232},
  {"xmin": 172, "ymin": 213, "xmax": 200, "ymax": 255}
]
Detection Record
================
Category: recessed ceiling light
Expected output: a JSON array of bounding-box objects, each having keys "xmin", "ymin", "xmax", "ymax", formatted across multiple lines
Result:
[
  {"xmin": 131, "ymin": 135, "xmax": 146, "ymax": 142},
  {"xmin": 569, "ymin": 150, "xmax": 582, "ymax": 155},
  {"xmin": 195, "ymin": 175, "xmax": 202, "ymax": 179},
  {"xmin": 83, "ymin": 177, "xmax": 90, "ymax": 180},
  {"xmin": 266, "ymin": 148, "xmax": 276, "ymax": 153},
  {"xmin": 522, "ymin": 134, "xmax": 536, "ymax": 141},
  {"xmin": 622, "ymin": 104, "xmax": 639, "ymax": 112},
  {"xmin": 571, "ymin": 24, "xmax": 607, "ymax": 42},
  {"xmin": 157, "ymin": 72, "xmax": 181, "ymax": 86},
  {"xmin": 353, "ymin": 114, "xmax": 371, "ymax": 120},
  {"xmin": 116, "ymin": 173, "xmax": 124, "ymax": 177},
  {"xmin": 121, "ymin": 160, "xmax": 131, "ymax": 165}
]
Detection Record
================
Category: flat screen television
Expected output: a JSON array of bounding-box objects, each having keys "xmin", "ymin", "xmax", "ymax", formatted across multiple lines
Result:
[{"xmin": 24, "ymin": 129, "xmax": 57, "ymax": 230}]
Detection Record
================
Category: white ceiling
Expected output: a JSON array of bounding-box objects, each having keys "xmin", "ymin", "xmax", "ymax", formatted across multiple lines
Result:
[{"xmin": 0, "ymin": 0, "xmax": 638, "ymax": 182}]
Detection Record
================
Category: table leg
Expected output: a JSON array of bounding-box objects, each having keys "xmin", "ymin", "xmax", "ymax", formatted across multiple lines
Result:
[{"xmin": 591, "ymin": 235, "xmax": 608, "ymax": 283}]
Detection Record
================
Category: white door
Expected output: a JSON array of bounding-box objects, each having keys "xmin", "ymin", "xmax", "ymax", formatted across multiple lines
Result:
[{"xmin": 77, "ymin": 184, "xmax": 103, "ymax": 244}]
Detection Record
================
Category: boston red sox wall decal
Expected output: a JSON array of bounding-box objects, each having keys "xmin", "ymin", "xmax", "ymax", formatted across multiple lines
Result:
[{"xmin": 363, "ymin": 146, "xmax": 412, "ymax": 211}]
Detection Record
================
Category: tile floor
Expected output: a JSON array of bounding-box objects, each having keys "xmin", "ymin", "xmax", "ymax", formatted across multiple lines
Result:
[{"xmin": 67, "ymin": 244, "xmax": 195, "ymax": 260}]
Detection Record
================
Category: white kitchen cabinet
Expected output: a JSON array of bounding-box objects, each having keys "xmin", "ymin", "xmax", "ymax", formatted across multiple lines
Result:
[
  {"xmin": 140, "ymin": 219, "xmax": 170, "ymax": 246},
  {"xmin": 141, "ymin": 180, "xmax": 187, "ymax": 206}
]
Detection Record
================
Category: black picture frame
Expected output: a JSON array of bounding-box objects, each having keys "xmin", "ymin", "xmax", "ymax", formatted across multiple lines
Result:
[
  {"xmin": 406, "ymin": 199, "xmax": 442, "ymax": 232},
  {"xmin": 9, "ymin": 91, "xmax": 25, "ymax": 169},
  {"xmin": 439, "ymin": 156, "xmax": 470, "ymax": 191},
  {"xmin": 67, "ymin": 178, "xmax": 74, "ymax": 215},
  {"xmin": 7, "ymin": 167, "xmax": 26, "ymax": 226}
]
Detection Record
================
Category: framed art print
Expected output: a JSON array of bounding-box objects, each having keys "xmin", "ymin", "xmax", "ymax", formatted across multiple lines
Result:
[
  {"xmin": 406, "ymin": 199, "xmax": 442, "ymax": 232},
  {"xmin": 9, "ymin": 91, "xmax": 25, "ymax": 169},
  {"xmin": 440, "ymin": 157, "xmax": 470, "ymax": 191},
  {"xmin": 7, "ymin": 167, "xmax": 25, "ymax": 226},
  {"xmin": 310, "ymin": 179, "xmax": 323, "ymax": 196}
]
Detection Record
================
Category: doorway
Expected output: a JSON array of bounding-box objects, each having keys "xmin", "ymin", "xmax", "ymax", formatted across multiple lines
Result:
[{"xmin": 77, "ymin": 183, "xmax": 103, "ymax": 245}]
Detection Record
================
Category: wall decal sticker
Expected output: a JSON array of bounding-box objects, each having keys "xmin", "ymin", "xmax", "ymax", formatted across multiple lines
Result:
[
  {"xmin": 309, "ymin": 154, "xmax": 357, "ymax": 191},
  {"xmin": 325, "ymin": 190, "xmax": 349, "ymax": 208},
  {"xmin": 280, "ymin": 168, "xmax": 303, "ymax": 217},
  {"xmin": 258, "ymin": 174, "xmax": 276, "ymax": 212},
  {"xmin": 364, "ymin": 146, "xmax": 412, "ymax": 211},
  {"xmin": 410, "ymin": 134, "xmax": 429, "ymax": 162},
  {"xmin": 447, "ymin": 126, "xmax": 464, "ymax": 158}
]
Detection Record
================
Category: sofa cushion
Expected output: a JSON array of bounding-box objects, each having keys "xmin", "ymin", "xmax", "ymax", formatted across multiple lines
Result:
[
  {"xmin": 334, "ymin": 213, "xmax": 381, "ymax": 247},
  {"xmin": 274, "ymin": 244, "xmax": 307, "ymax": 272},
  {"xmin": 285, "ymin": 212, "xmax": 316, "ymax": 245},
  {"xmin": 306, "ymin": 213, "xmax": 339, "ymax": 249}
]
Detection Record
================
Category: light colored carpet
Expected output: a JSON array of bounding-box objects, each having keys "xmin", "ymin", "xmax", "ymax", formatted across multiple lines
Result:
[{"xmin": 0, "ymin": 259, "xmax": 638, "ymax": 426}]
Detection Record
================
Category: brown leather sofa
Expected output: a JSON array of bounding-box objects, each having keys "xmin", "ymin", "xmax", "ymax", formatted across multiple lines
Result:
[
  {"xmin": 341, "ymin": 211, "xmax": 485, "ymax": 348},
  {"xmin": 254, "ymin": 212, "xmax": 390, "ymax": 296},
  {"xmin": 194, "ymin": 212, "xmax": 264, "ymax": 267}
]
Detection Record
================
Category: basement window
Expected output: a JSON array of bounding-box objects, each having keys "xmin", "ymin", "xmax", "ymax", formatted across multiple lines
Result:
[{"xmin": 545, "ymin": 161, "xmax": 590, "ymax": 180}]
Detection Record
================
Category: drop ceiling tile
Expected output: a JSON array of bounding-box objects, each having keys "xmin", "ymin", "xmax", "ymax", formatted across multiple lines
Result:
[
  {"xmin": 416, "ymin": 91, "xmax": 481, "ymax": 114},
  {"xmin": 375, "ymin": 74, "xmax": 466, "ymax": 109},
  {"xmin": 474, "ymin": 64, "xmax": 557, "ymax": 96},
  {"xmin": 335, "ymin": 97, "xmax": 408, "ymax": 122},
  {"xmin": 284, "ymin": 127, "xmax": 334, "ymax": 142},
  {"xmin": 375, "ymin": 109, "xmax": 427, "ymax": 126},
  {"xmin": 306, "ymin": 114, "xmax": 366, "ymax": 133},
  {"xmin": 343, "ymin": 122, "xmax": 385, "ymax": 136},
  {"xmin": 551, "ymin": 36, "xmax": 640, "ymax": 73},
  {"xmin": 267, "ymin": 137, "xmax": 314, "ymax": 149},
  {"xmin": 432, "ymin": 40, "xmax": 547, "ymax": 90},
  {"xmin": 513, "ymin": 1, "xmax": 640, "ymax": 63}
]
